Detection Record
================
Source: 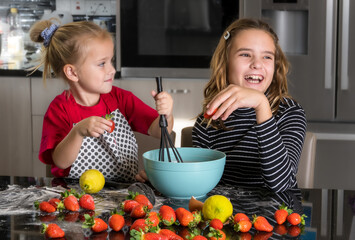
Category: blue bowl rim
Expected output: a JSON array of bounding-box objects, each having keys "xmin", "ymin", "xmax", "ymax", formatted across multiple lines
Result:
[{"xmin": 143, "ymin": 147, "xmax": 226, "ymax": 171}]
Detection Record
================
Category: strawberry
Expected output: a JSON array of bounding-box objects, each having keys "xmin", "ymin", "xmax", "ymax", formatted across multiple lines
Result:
[
  {"xmin": 207, "ymin": 228, "xmax": 226, "ymax": 240},
  {"xmin": 79, "ymin": 210, "xmax": 95, "ymax": 222},
  {"xmin": 131, "ymin": 230, "xmax": 166, "ymax": 240},
  {"xmin": 158, "ymin": 228, "xmax": 184, "ymax": 240},
  {"xmin": 109, "ymin": 230, "xmax": 125, "ymax": 240},
  {"xmin": 146, "ymin": 211, "xmax": 160, "ymax": 227},
  {"xmin": 209, "ymin": 219, "xmax": 223, "ymax": 230},
  {"xmin": 90, "ymin": 231, "xmax": 108, "ymax": 240},
  {"xmin": 34, "ymin": 201, "xmax": 56, "ymax": 213},
  {"xmin": 125, "ymin": 216, "xmax": 134, "ymax": 227},
  {"xmin": 252, "ymin": 215, "xmax": 273, "ymax": 232},
  {"xmin": 41, "ymin": 223, "xmax": 65, "ymax": 238},
  {"xmin": 253, "ymin": 232, "xmax": 273, "ymax": 240},
  {"xmin": 192, "ymin": 235, "xmax": 207, "ymax": 240},
  {"xmin": 63, "ymin": 211, "xmax": 79, "ymax": 222},
  {"xmin": 192, "ymin": 210, "xmax": 202, "ymax": 225},
  {"xmin": 233, "ymin": 213, "xmax": 249, "ymax": 223},
  {"xmin": 130, "ymin": 218, "xmax": 149, "ymax": 232},
  {"xmin": 39, "ymin": 214, "xmax": 57, "ymax": 222},
  {"xmin": 204, "ymin": 108, "xmax": 218, "ymax": 119},
  {"xmin": 131, "ymin": 204, "xmax": 148, "ymax": 218},
  {"xmin": 234, "ymin": 220, "xmax": 252, "ymax": 233},
  {"xmin": 79, "ymin": 194, "xmax": 95, "ymax": 210},
  {"xmin": 175, "ymin": 208, "xmax": 194, "ymax": 227},
  {"xmin": 121, "ymin": 199, "xmax": 140, "ymax": 213},
  {"xmin": 60, "ymin": 188, "xmax": 77, "ymax": 199},
  {"xmin": 62, "ymin": 195, "xmax": 80, "ymax": 211},
  {"xmin": 48, "ymin": 198, "xmax": 61, "ymax": 209},
  {"xmin": 287, "ymin": 225, "xmax": 302, "ymax": 236},
  {"xmin": 159, "ymin": 205, "xmax": 176, "ymax": 226},
  {"xmin": 287, "ymin": 213, "xmax": 307, "ymax": 226},
  {"xmin": 274, "ymin": 203, "xmax": 292, "ymax": 225},
  {"xmin": 128, "ymin": 191, "xmax": 154, "ymax": 210},
  {"xmin": 179, "ymin": 227, "xmax": 201, "ymax": 240},
  {"xmin": 274, "ymin": 224, "xmax": 288, "ymax": 236},
  {"xmin": 235, "ymin": 232, "xmax": 252, "ymax": 240},
  {"xmin": 104, "ymin": 114, "xmax": 115, "ymax": 133},
  {"xmin": 109, "ymin": 211, "xmax": 125, "ymax": 232},
  {"xmin": 82, "ymin": 214, "xmax": 108, "ymax": 233}
]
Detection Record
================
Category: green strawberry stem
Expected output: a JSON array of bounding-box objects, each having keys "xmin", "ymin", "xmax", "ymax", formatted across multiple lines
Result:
[
  {"xmin": 82, "ymin": 214, "xmax": 95, "ymax": 229},
  {"xmin": 104, "ymin": 114, "xmax": 113, "ymax": 120},
  {"xmin": 41, "ymin": 223, "xmax": 48, "ymax": 234}
]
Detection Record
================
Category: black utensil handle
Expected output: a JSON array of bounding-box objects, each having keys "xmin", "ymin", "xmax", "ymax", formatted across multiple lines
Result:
[
  {"xmin": 156, "ymin": 76, "xmax": 163, "ymax": 93},
  {"xmin": 155, "ymin": 76, "xmax": 168, "ymax": 127}
]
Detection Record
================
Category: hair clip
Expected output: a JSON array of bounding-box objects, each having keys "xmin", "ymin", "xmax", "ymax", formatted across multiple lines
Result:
[
  {"xmin": 224, "ymin": 31, "xmax": 230, "ymax": 40},
  {"xmin": 41, "ymin": 24, "xmax": 59, "ymax": 47}
]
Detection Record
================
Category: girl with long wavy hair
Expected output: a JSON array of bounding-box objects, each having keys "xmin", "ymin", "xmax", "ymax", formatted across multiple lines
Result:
[{"xmin": 192, "ymin": 18, "xmax": 306, "ymax": 192}]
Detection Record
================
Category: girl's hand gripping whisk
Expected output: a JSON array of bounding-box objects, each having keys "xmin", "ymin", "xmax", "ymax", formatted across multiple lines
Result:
[{"xmin": 155, "ymin": 76, "xmax": 183, "ymax": 163}]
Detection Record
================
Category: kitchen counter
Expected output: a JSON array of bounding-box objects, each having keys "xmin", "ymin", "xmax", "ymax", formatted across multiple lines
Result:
[
  {"xmin": 0, "ymin": 57, "xmax": 120, "ymax": 78},
  {"xmin": 0, "ymin": 176, "xmax": 353, "ymax": 239},
  {"xmin": 0, "ymin": 67, "xmax": 120, "ymax": 78}
]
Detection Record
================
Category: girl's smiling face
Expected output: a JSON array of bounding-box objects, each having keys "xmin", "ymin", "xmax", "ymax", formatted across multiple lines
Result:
[
  {"xmin": 228, "ymin": 29, "xmax": 275, "ymax": 93},
  {"xmin": 75, "ymin": 37, "xmax": 116, "ymax": 97}
]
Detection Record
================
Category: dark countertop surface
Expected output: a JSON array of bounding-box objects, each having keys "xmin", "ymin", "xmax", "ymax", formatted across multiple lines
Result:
[{"xmin": 0, "ymin": 176, "xmax": 353, "ymax": 239}]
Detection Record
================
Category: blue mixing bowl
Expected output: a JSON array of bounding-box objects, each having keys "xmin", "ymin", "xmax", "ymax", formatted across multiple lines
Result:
[{"xmin": 143, "ymin": 147, "xmax": 226, "ymax": 199}]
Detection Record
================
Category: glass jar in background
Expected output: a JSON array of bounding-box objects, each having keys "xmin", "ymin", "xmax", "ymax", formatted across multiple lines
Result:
[
  {"xmin": 7, "ymin": 7, "xmax": 25, "ymax": 57},
  {"xmin": 0, "ymin": 16, "xmax": 10, "ymax": 59}
]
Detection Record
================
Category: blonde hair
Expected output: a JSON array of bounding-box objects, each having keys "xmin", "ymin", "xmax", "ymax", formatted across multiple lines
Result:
[
  {"xmin": 203, "ymin": 18, "xmax": 290, "ymax": 128},
  {"xmin": 28, "ymin": 19, "xmax": 113, "ymax": 83}
]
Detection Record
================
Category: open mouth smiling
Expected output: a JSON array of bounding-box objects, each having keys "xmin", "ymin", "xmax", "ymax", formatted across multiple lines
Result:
[{"xmin": 244, "ymin": 74, "xmax": 264, "ymax": 83}]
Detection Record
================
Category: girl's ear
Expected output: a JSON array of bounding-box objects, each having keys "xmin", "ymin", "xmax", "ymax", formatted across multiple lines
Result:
[{"xmin": 63, "ymin": 64, "xmax": 79, "ymax": 82}]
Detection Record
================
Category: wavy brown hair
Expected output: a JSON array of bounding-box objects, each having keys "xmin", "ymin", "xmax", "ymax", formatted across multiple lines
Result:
[
  {"xmin": 28, "ymin": 19, "xmax": 113, "ymax": 83},
  {"xmin": 202, "ymin": 18, "xmax": 290, "ymax": 128}
]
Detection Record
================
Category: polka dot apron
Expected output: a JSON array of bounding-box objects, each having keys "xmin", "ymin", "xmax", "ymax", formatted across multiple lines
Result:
[{"xmin": 68, "ymin": 109, "xmax": 138, "ymax": 182}]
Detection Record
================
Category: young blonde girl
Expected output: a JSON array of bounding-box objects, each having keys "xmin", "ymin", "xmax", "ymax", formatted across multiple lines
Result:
[
  {"xmin": 192, "ymin": 18, "xmax": 306, "ymax": 192},
  {"xmin": 30, "ymin": 19, "xmax": 174, "ymax": 182}
]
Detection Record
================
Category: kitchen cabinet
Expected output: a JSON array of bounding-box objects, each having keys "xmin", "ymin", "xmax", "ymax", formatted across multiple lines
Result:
[
  {"xmin": 116, "ymin": 78, "xmax": 207, "ymax": 119},
  {"xmin": 309, "ymin": 122, "xmax": 355, "ymax": 190},
  {"xmin": 315, "ymin": 139, "xmax": 355, "ymax": 190},
  {"xmin": 31, "ymin": 77, "xmax": 68, "ymax": 177},
  {"xmin": 0, "ymin": 77, "xmax": 32, "ymax": 176}
]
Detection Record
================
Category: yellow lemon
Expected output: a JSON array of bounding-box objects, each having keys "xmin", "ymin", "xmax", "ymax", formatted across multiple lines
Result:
[
  {"xmin": 79, "ymin": 169, "xmax": 105, "ymax": 194},
  {"xmin": 202, "ymin": 195, "xmax": 233, "ymax": 223}
]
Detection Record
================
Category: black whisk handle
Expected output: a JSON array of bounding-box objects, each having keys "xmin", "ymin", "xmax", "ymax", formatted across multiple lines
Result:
[
  {"xmin": 156, "ymin": 76, "xmax": 167, "ymax": 127},
  {"xmin": 159, "ymin": 115, "xmax": 168, "ymax": 128},
  {"xmin": 156, "ymin": 76, "xmax": 163, "ymax": 93}
]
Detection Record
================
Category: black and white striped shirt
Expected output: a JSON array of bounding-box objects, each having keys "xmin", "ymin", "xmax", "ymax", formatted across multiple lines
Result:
[{"xmin": 192, "ymin": 97, "xmax": 307, "ymax": 192}]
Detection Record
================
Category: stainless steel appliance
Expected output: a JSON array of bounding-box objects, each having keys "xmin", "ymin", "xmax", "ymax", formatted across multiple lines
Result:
[
  {"xmin": 119, "ymin": 0, "xmax": 240, "ymax": 78},
  {"xmin": 242, "ymin": 0, "xmax": 355, "ymax": 122},
  {"xmin": 242, "ymin": 0, "xmax": 355, "ymax": 190}
]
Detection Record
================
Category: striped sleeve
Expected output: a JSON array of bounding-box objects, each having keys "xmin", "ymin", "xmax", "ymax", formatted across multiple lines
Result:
[{"xmin": 192, "ymin": 98, "xmax": 306, "ymax": 192}]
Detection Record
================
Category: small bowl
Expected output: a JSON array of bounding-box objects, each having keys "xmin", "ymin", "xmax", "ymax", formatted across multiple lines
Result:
[{"xmin": 143, "ymin": 147, "xmax": 226, "ymax": 199}]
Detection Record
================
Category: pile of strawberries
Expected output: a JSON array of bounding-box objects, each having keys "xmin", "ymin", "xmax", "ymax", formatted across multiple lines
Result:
[
  {"xmin": 230, "ymin": 203, "xmax": 307, "ymax": 239},
  {"xmin": 34, "ymin": 189, "xmax": 96, "ymax": 238},
  {"xmin": 34, "ymin": 189, "xmax": 307, "ymax": 239}
]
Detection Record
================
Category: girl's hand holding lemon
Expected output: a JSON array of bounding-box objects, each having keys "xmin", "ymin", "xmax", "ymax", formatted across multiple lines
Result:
[{"xmin": 79, "ymin": 169, "xmax": 105, "ymax": 194}]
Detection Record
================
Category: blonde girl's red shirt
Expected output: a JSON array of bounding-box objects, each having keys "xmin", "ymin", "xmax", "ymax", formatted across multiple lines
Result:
[{"xmin": 39, "ymin": 86, "xmax": 159, "ymax": 177}]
